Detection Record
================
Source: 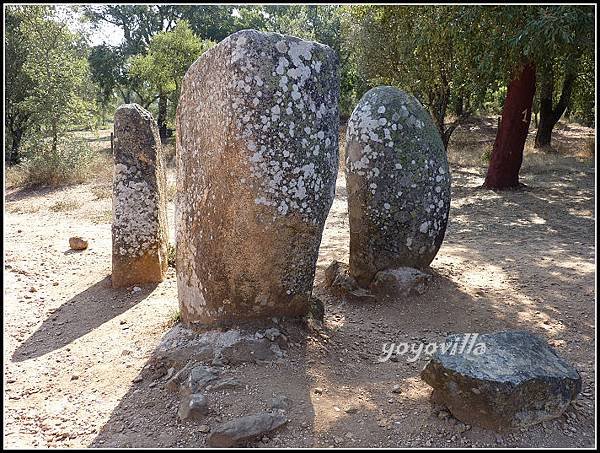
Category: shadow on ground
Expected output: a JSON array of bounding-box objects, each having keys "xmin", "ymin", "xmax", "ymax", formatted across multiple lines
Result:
[{"xmin": 12, "ymin": 277, "xmax": 157, "ymax": 362}]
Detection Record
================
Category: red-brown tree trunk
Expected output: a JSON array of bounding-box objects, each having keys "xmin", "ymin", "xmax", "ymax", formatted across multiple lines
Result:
[{"xmin": 483, "ymin": 62, "xmax": 536, "ymax": 190}]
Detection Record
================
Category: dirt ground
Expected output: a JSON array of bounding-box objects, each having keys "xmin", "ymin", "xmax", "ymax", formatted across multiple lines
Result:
[{"xmin": 3, "ymin": 119, "xmax": 596, "ymax": 448}]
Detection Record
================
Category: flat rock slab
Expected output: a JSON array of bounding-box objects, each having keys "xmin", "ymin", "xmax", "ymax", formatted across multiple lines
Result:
[
  {"xmin": 207, "ymin": 412, "xmax": 288, "ymax": 447},
  {"xmin": 147, "ymin": 324, "xmax": 287, "ymax": 384},
  {"xmin": 421, "ymin": 331, "xmax": 582, "ymax": 431}
]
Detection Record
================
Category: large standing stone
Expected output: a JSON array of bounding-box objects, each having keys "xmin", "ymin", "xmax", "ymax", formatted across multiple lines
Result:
[
  {"xmin": 421, "ymin": 331, "xmax": 582, "ymax": 431},
  {"xmin": 112, "ymin": 104, "xmax": 168, "ymax": 288},
  {"xmin": 345, "ymin": 86, "xmax": 450, "ymax": 287},
  {"xmin": 176, "ymin": 30, "xmax": 339, "ymax": 325}
]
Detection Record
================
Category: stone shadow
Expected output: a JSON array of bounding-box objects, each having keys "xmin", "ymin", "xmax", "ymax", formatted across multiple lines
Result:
[{"xmin": 11, "ymin": 276, "xmax": 157, "ymax": 362}]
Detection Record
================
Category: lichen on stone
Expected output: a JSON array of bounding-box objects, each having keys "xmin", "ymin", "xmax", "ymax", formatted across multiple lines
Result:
[{"xmin": 345, "ymin": 86, "xmax": 451, "ymax": 285}]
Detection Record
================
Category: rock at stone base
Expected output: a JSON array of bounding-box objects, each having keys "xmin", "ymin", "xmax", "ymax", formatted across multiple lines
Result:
[
  {"xmin": 178, "ymin": 393, "xmax": 209, "ymax": 421},
  {"xmin": 308, "ymin": 296, "xmax": 325, "ymax": 322},
  {"xmin": 206, "ymin": 377, "xmax": 244, "ymax": 392},
  {"xmin": 69, "ymin": 237, "xmax": 88, "ymax": 250},
  {"xmin": 324, "ymin": 260, "xmax": 358, "ymax": 294},
  {"xmin": 370, "ymin": 267, "xmax": 432, "ymax": 299},
  {"xmin": 420, "ymin": 330, "xmax": 582, "ymax": 431},
  {"xmin": 326, "ymin": 260, "xmax": 433, "ymax": 302},
  {"xmin": 220, "ymin": 337, "xmax": 283, "ymax": 365},
  {"xmin": 207, "ymin": 412, "xmax": 288, "ymax": 447},
  {"xmin": 182, "ymin": 365, "xmax": 220, "ymax": 395}
]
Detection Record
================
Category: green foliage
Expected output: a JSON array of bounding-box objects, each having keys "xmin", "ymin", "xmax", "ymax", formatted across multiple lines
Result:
[
  {"xmin": 5, "ymin": 6, "xmax": 36, "ymax": 164},
  {"xmin": 481, "ymin": 147, "xmax": 493, "ymax": 164},
  {"xmin": 8, "ymin": 4, "xmax": 595, "ymax": 169},
  {"xmin": 128, "ymin": 21, "xmax": 215, "ymax": 130},
  {"xmin": 88, "ymin": 44, "xmax": 126, "ymax": 107},
  {"xmin": 129, "ymin": 21, "xmax": 214, "ymax": 101},
  {"xmin": 166, "ymin": 308, "xmax": 182, "ymax": 327},
  {"xmin": 570, "ymin": 51, "xmax": 595, "ymax": 127},
  {"xmin": 347, "ymin": 6, "xmax": 498, "ymax": 148},
  {"xmin": 5, "ymin": 5, "xmax": 96, "ymax": 164},
  {"xmin": 14, "ymin": 137, "xmax": 97, "ymax": 187}
]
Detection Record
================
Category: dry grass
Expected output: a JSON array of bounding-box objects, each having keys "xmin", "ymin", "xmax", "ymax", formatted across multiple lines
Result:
[
  {"xmin": 338, "ymin": 124, "xmax": 347, "ymax": 170},
  {"xmin": 5, "ymin": 127, "xmax": 114, "ymax": 190},
  {"xmin": 91, "ymin": 184, "xmax": 112, "ymax": 200},
  {"xmin": 5, "ymin": 204, "xmax": 41, "ymax": 214},
  {"xmin": 49, "ymin": 200, "xmax": 82, "ymax": 212},
  {"xmin": 163, "ymin": 142, "xmax": 176, "ymax": 167},
  {"xmin": 91, "ymin": 208, "xmax": 112, "ymax": 224},
  {"xmin": 447, "ymin": 116, "xmax": 595, "ymax": 175},
  {"xmin": 166, "ymin": 180, "xmax": 177, "ymax": 203}
]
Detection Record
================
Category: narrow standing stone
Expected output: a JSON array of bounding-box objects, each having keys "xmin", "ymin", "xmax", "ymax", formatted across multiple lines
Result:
[
  {"xmin": 112, "ymin": 103, "xmax": 168, "ymax": 288},
  {"xmin": 345, "ymin": 86, "xmax": 450, "ymax": 287},
  {"xmin": 176, "ymin": 29, "xmax": 339, "ymax": 325}
]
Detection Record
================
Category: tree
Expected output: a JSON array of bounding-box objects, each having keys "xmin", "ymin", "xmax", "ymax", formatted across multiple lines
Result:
[
  {"xmin": 128, "ymin": 21, "xmax": 214, "ymax": 139},
  {"xmin": 83, "ymin": 5, "xmax": 185, "ymax": 111},
  {"xmin": 479, "ymin": 5, "xmax": 595, "ymax": 189},
  {"xmin": 483, "ymin": 62, "xmax": 536, "ymax": 189},
  {"xmin": 569, "ymin": 51, "xmax": 595, "ymax": 127},
  {"xmin": 533, "ymin": 6, "xmax": 594, "ymax": 148},
  {"xmin": 346, "ymin": 6, "xmax": 499, "ymax": 150},
  {"xmin": 5, "ymin": 6, "xmax": 36, "ymax": 164},
  {"xmin": 5, "ymin": 5, "xmax": 92, "ymax": 159},
  {"xmin": 88, "ymin": 44, "xmax": 128, "ymax": 118}
]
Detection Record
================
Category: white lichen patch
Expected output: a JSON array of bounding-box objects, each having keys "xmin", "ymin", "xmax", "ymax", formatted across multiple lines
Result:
[{"xmin": 225, "ymin": 32, "xmax": 339, "ymax": 223}]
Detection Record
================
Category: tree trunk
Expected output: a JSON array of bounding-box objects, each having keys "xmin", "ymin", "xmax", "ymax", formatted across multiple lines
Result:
[
  {"xmin": 534, "ymin": 69, "xmax": 577, "ymax": 149},
  {"xmin": 51, "ymin": 120, "xmax": 58, "ymax": 154},
  {"xmin": 9, "ymin": 130, "xmax": 23, "ymax": 165},
  {"xmin": 534, "ymin": 115, "xmax": 554, "ymax": 148},
  {"xmin": 483, "ymin": 62, "xmax": 536, "ymax": 190},
  {"xmin": 157, "ymin": 93, "xmax": 168, "ymax": 142},
  {"xmin": 453, "ymin": 95, "xmax": 464, "ymax": 118}
]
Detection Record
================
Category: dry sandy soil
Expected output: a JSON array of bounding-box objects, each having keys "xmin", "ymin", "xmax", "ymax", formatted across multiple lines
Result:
[{"xmin": 3, "ymin": 119, "xmax": 596, "ymax": 448}]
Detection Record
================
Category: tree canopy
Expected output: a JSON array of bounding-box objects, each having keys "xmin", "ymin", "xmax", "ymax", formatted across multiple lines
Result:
[{"xmin": 4, "ymin": 4, "xmax": 596, "ymax": 165}]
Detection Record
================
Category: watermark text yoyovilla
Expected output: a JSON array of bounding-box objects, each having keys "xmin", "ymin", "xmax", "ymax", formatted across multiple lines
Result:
[{"xmin": 379, "ymin": 333, "xmax": 487, "ymax": 363}]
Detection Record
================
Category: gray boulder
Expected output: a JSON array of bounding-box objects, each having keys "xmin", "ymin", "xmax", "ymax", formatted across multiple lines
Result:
[
  {"xmin": 178, "ymin": 393, "xmax": 209, "ymax": 421},
  {"xmin": 345, "ymin": 86, "xmax": 450, "ymax": 286},
  {"xmin": 421, "ymin": 331, "xmax": 582, "ymax": 431},
  {"xmin": 181, "ymin": 365, "xmax": 220, "ymax": 395},
  {"xmin": 207, "ymin": 412, "xmax": 288, "ymax": 447}
]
